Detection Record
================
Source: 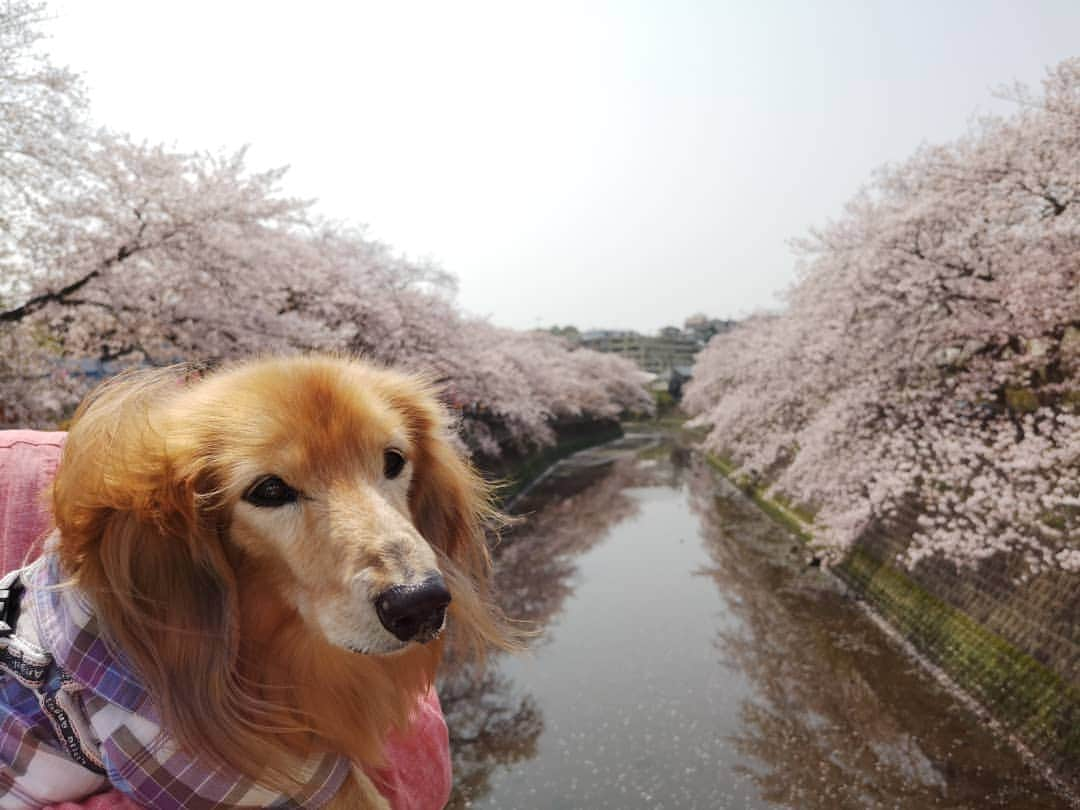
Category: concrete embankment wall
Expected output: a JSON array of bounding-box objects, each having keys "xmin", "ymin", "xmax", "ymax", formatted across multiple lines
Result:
[
  {"xmin": 833, "ymin": 507, "xmax": 1079, "ymax": 793},
  {"xmin": 706, "ymin": 455, "xmax": 1080, "ymax": 795},
  {"xmin": 475, "ymin": 417, "xmax": 623, "ymax": 504}
]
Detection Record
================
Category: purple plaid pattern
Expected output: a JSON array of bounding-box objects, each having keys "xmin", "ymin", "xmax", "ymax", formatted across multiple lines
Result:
[{"xmin": 0, "ymin": 539, "xmax": 352, "ymax": 808}]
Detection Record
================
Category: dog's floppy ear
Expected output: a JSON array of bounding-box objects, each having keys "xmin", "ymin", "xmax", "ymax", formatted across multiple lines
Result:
[
  {"xmin": 51, "ymin": 367, "xmax": 253, "ymax": 772},
  {"xmin": 394, "ymin": 380, "xmax": 521, "ymax": 658}
]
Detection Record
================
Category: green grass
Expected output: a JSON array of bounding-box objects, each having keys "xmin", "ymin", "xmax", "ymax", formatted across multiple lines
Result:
[{"xmin": 623, "ymin": 411, "xmax": 692, "ymax": 431}]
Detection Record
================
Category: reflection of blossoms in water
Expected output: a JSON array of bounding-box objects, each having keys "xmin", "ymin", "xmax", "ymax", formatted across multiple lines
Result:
[
  {"xmin": 684, "ymin": 460, "xmax": 1064, "ymax": 809},
  {"xmin": 439, "ymin": 445, "xmax": 663, "ymax": 808},
  {"xmin": 438, "ymin": 661, "xmax": 543, "ymax": 809},
  {"xmin": 492, "ymin": 454, "xmax": 659, "ymax": 628}
]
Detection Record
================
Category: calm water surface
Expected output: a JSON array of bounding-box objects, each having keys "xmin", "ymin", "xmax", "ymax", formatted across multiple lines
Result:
[{"xmin": 437, "ymin": 432, "xmax": 1070, "ymax": 810}]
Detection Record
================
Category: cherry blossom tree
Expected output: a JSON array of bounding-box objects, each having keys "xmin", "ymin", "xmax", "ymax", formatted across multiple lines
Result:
[
  {"xmin": 0, "ymin": 1, "xmax": 652, "ymax": 452},
  {"xmin": 0, "ymin": 1, "xmax": 88, "ymax": 294},
  {"xmin": 686, "ymin": 59, "xmax": 1080, "ymax": 574}
]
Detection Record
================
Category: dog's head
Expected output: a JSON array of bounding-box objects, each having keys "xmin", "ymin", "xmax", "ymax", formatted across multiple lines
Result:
[{"xmin": 52, "ymin": 355, "xmax": 515, "ymax": 775}]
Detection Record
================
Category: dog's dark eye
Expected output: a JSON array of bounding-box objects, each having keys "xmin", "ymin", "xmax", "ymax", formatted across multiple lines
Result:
[
  {"xmin": 384, "ymin": 449, "xmax": 407, "ymax": 480},
  {"xmin": 244, "ymin": 476, "xmax": 299, "ymax": 507}
]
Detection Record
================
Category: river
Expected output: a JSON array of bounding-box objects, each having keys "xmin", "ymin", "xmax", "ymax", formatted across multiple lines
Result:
[{"xmin": 436, "ymin": 430, "xmax": 1070, "ymax": 809}]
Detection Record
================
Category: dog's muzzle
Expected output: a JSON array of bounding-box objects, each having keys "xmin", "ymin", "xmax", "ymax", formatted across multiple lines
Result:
[{"xmin": 375, "ymin": 574, "xmax": 451, "ymax": 643}]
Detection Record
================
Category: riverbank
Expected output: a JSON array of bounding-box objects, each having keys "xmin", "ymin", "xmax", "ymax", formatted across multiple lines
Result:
[
  {"xmin": 476, "ymin": 418, "xmax": 624, "ymax": 506},
  {"xmin": 701, "ymin": 446, "xmax": 1080, "ymax": 803}
]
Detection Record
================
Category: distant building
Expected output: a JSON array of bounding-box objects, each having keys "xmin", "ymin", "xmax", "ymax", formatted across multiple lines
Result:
[
  {"xmin": 579, "ymin": 329, "xmax": 651, "ymax": 369},
  {"xmin": 683, "ymin": 313, "xmax": 737, "ymax": 346},
  {"xmin": 579, "ymin": 315, "xmax": 735, "ymax": 384}
]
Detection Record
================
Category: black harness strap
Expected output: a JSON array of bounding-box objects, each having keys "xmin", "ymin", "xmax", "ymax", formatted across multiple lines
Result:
[
  {"xmin": 0, "ymin": 567, "xmax": 107, "ymax": 776},
  {"xmin": 39, "ymin": 690, "xmax": 108, "ymax": 775},
  {"xmin": 0, "ymin": 569, "xmax": 24, "ymax": 637}
]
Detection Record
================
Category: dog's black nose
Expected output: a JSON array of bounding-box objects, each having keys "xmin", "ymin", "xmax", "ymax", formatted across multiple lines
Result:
[{"xmin": 375, "ymin": 574, "xmax": 451, "ymax": 643}]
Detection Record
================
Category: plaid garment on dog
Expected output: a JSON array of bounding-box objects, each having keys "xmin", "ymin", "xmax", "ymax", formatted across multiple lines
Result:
[{"xmin": 0, "ymin": 541, "xmax": 352, "ymax": 809}]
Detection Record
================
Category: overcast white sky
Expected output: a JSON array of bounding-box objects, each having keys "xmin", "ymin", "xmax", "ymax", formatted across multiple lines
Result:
[{"xmin": 43, "ymin": 1, "xmax": 1080, "ymax": 334}]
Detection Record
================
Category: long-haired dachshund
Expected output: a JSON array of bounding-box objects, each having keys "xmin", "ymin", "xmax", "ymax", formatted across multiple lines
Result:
[{"xmin": 1, "ymin": 355, "xmax": 515, "ymax": 808}]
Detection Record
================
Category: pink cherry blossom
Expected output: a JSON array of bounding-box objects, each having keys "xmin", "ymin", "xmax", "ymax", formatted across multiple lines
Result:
[
  {"xmin": 0, "ymin": 2, "xmax": 653, "ymax": 454},
  {"xmin": 686, "ymin": 59, "xmax": 1080, "ymax": 574}
]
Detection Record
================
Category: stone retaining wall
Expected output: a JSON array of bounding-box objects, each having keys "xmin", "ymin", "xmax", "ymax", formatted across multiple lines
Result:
[
  {"xmin": 706, "ymin": 453, "xmax": 1080, "ymax": 795},
  {"xmin": 833, "ymin": 507, "xmax": 1079, "ymax": 793},
  {"xmin": 475, "ymin": 418, "xmax": 623, "ymax": 504}
]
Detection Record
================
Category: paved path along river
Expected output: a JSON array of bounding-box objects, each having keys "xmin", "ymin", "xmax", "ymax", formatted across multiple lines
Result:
[{"xmin": 437, "ymin": 431, "xmax": 1071, "ymax": 810}]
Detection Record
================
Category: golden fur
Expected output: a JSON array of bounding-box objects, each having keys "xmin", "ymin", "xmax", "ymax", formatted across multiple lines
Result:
[{"xmin": 50, "ymin": 355, "xmax": 518, "ymax": 806}]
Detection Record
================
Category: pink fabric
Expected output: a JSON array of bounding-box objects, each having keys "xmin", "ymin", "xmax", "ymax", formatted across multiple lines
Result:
[
  {"xmin": 369, "ymin": 689, "xmax": 453, "ymax": 810},
  {"xmin": 1, "ymin": 430, "xmax": 452, "ymax": 810},
  {"xmin": 0, "ymin": 430, "xmax": 65, "ymax": 573}
]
